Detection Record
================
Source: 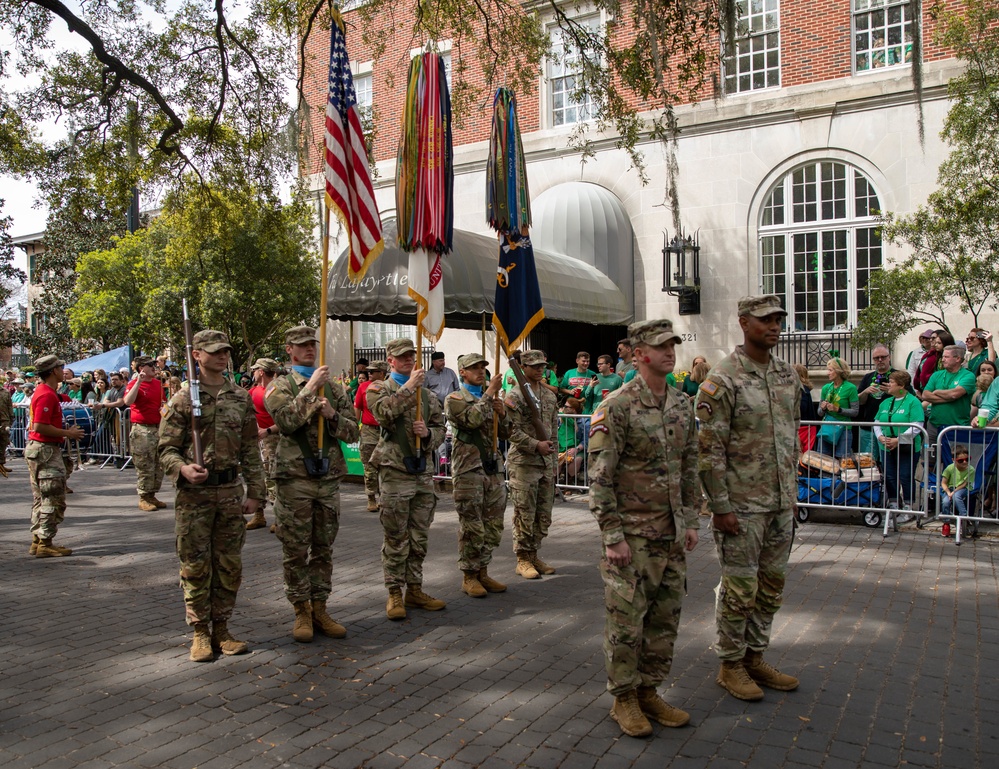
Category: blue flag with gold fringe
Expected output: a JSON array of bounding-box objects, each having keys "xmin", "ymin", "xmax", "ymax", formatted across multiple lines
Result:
[{"xmin": 493, "ymin": 229, "xmax": 544, "ymax": 354}]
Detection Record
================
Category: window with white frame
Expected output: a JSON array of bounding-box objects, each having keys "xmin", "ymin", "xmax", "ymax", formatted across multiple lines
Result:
[
  {"xmin": 352, "ymin": 62, "xmax": 373, "ymax": 133},
  {"xmin": 546, "ymin": 12, "xmax": 602, "ymax": 127},
  {"xmin": 759, "ymin": 162, "xmax": 883, "ymax": 332},
  {"xmin": 853, "ymin": 0, "xmax": 913, "ymax": 72},
  {"xmin": 356, "ymin": 322, "xmax": 415, "ymax": 350},
  {"xmin": 723, "ymin": 0, "xmax": 780, "ymax": 94}
]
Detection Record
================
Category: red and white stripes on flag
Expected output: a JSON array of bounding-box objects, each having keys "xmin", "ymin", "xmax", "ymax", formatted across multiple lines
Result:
[{"xmin": 324, "ymin": 11, "xmax": 383, "ymax": 282}]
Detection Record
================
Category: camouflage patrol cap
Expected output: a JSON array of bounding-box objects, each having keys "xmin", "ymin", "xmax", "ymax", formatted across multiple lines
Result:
[
  {"xmin": 521, "ymin": 350, "xmax": 547, "ymax": 366},
  {"xmin": 34, "ymin": 354, "xmax": 65, "ymax": 374},
  {"xmin": 737, "ymin": 294, "xmax": 787, "ymax": 318},
  {"xmin": 285, "ymin": 325, "xmax": 319, "ymax": 345},
  {"xmin": 628, "ymin": 319, "xmax": 682, "ymax": 347},
  {"xmin": 365, "ymin": 361, "xmax": 389, "ymax": 373},
  {"xmin": 251, "ymin": 357, "xmax": 280, "ymax": 373},
  {"xmin": 193, "ymin": 329, "xmax": 233, "ymax": 353},
  {"xmin": 385, "ymin": 338, "xmax": 417, "ymax": 357},
  {"xmin": 133, "ymin": 355, "xmax": 156, "ymax": 369},
  {"xmin": 457, "ymin": 353, "xmax": 487, "ymax": 369}
]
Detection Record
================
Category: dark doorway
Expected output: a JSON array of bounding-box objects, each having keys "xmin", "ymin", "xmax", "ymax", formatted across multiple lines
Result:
[{"xmin": 529, "ymin": 319, "xmax": 629, "ymax": 381}]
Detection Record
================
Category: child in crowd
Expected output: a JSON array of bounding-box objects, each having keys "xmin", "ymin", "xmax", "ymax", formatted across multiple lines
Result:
[{"xmin": 940, "ymin": 445, "xmax": 974, "ymax": 527}]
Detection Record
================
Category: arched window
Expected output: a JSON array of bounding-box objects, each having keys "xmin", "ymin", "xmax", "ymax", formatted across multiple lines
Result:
[{"xmin": 760, "ymin": 161, "xmax": 882, "ymax": 332}]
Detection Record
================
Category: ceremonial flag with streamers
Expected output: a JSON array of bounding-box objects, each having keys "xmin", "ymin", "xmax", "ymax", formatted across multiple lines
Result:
[
  {"xmin": 396, "ymin": 52, "xmax": 453, "ymax": 342},
  {"xmin": 488, "ymin": 88, "xmax": 544, "ymax": 355},
  {"xmin": 324, "ymin": 9, "xmax": 384, "ymax": 282}
]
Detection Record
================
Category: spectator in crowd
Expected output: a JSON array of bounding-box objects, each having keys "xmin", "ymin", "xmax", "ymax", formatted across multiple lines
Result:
[
  {"xmin": 964, "ymin": 329, "xmax": 995, "ymax": 375},
  {"xmin": 88, "ymin": 378, "xmax": 106, "ymax": 405},
  {"xmin": 347, "ymin": 358, "xmax": 369, "ymax": 401},
  {"xmin": 66, "ymin": 378, "xmax": 84, "ymax": 402},
  {"xmin": 921, "ymin": 344, "xmax": 977, "ymax": 444},
  {"xmin": 583, "ymin": 354, "xmax": 624, "ymax": 413},
  {"xmin": 970, "ymin": 373, "xmax": 994, "ymax": 423},
  {"xmin": 557, "ymin": 397, "xmax": 585, "ymax": 486},
  {"xmin": 559, "ymin": 352, "xmax": 596, "ymax": 406},
  {"xmin": 816, "ymin": 357, "xmax": 858, "ymax": 458},
  {"xmin": 13, "ymin": 382, "xmax": 33, "ymax": 405},
  {"xmin": 940, "ymin": 445, "xmax": 974, "ymax": 523},
  {"xmin": 914, "ymin": 331, "xmax": 944, "ymax": 393},
  {"xmin": 502, "ymin": 350, "xmax": 522, "ymax": 393},
  {"xmin": 856, "ymin": 345, "xmax": 895, "ymax": 454},
  {"xmin": 978, "ymin": 360, "xmax": 998, "ymax": 380},
  {"xmin": 874, "ymin": 371, "xmax": 923, "ymax": 509},
  {"xmin": 425, "ymin": 351, "xmax": 460, "ymax": 405},
  {"xmin": 681, "ymin": 357, "xmax": 710, "ymax": 398},
  {"xmin": 4, "ymin": 370, "xmax": 17, "ymax": 395},
  {"xmin": 97, "ymin": 372, "xmax": 127, "ymax": 410},
  {"xmin": 59, "ymin": 367, "xmax": 74, "ymax": 395},
  {"xmin": 543, "ymin": 360, "xmax": 560, "ymax": 397},
  {"xmin": 793, "ymin": 364, "xmax": 819, "ymax": 453},
  {"xmin": 615, "ymin": 338, "xmax": 634, "ymax": 378}
]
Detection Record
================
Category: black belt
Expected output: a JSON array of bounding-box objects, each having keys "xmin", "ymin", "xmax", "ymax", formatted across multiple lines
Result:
[{"xmin": 179, "ymin": 467, "xmax": 240, "ymax": 487}]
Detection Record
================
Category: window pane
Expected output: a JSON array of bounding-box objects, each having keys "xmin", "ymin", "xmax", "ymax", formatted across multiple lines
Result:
[{"xmin": 855, "ymin": 2, "xmax": 911, "ymax": 73}]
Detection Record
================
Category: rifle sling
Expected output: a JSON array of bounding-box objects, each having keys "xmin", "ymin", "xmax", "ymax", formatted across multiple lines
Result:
[
  {"xmin": 284, "ymin": 375, "xmax": 335, "ymax": 459},
  {"xmin": 381, "ymin": 386, "xmax": 433, "ymax": 459}
]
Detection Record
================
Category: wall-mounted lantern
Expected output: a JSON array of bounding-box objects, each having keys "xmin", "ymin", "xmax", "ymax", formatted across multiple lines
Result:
[{"xmin": 661, "ymin": 231, "xmax": 701, "ymax": 315}]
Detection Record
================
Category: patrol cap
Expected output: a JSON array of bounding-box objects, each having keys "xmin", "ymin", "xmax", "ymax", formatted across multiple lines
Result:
[
  {"xmin": 737, "ymin": 294, "xmax": 788, "ymax": 318},
  {"xmin": 521, "ymin": 350, "xmax": 547, "ymax": 367},
  {"xmin": 628, "ymin": 319, "xmax": 682, "ymax": 347},
  {"xmin": 193, "ymin": 329, "xmax": 233, "ymax": 353},
  {"xmin": 365, "ymin": 361, "xmax": 389, "ymax": 374},
  {"xmin": 34, "ymin": 354, "xmax": 65, "ymax": 374},
  {"xmin": 133, "ymin": 355, "xmax": 156, "ymax": 369},
  {"xmin": 386, "ymin": 338, "xmax": 417, "ymax": 357},
  {"xmin": 251, "ymin": 357, "xmax": 280, "ymax": 373},
  {"xmin": 285, "ymin": 325, "xmax": 319, "ymax": 345},
  {"xmin": 457, "ymin": 353, "xmax": 487, "ymax": 369}
]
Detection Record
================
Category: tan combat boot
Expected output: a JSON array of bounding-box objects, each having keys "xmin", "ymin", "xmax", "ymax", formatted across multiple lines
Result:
[
  {"xmin": 190, "ymin": 623, "xmax": 214, "ymax": 662},
  {"xmin": 717, "ymin": 660, "xmax": 764, "ymax": 701},
  {"xmin": 292, "ymin": 601, "xmax": 314, "ymax": 642},
  {"xmin": 461, "ymin": 571, "xmax": 487, "ymax": 598},
  {"xmin": 386, "ymin": 588, "xmax": 406, "ymax": 620},
  {"xmin": 35, "ymin": 539, "xmax": 71, "ymax": 558},
  {"xmin": 637, "ymin": 686, "xmax": 690, "ymax": 727},
  {"xmin": 29, "ymin": 535, "xmax": 39, "ymax": 556},
  {"xmin": 515, "ymin": 553, "xmax": 540, "ymax": 580},
  {"xmin": 311, "ymin": 600, "xmax": 347, "ymax": 638},
  {"xmin": 138, "ymin": 495, "xmax": 158, "ymax": 512},
  {"xmin": 744, "ymin": 650, "xmax": 799, "ymax": 691},
  {"xmin": 150, "ymin": 496, "xmax": 167, "ymax": 509},
  {"xmin": 531, "ymin": 553, "xmax": 556, "ymax": 575},
  {"xmin": 610, "ymin": 690, "xmax": 653, "ymax": 737},
  {"xmin": 478, "ymin": 567, "xmax": 507, "ymax": 593},
  {"xmin": 366, "ymin": 496, "xmax": 379, "ymax": 512},
  {"xmin": 405, "ymin": 584, "xmax": 446, "ymax": 611},
  {"xmin": 211, "ymin": 621, "xmax": 249, "ymax": 655},
  {"xmin": 245, "ymin": 511, "xmax": 267, "ymax": 530}
]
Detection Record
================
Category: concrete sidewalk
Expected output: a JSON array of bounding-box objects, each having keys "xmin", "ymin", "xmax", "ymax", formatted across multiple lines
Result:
[{"xmin": 1, "ymin": 465, "xmax": 997, "ymax": 769}]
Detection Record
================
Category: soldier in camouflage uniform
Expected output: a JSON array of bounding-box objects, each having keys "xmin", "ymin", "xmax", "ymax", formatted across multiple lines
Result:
[
  {"xmin": 0, "ymin": 382, "xmax": 12, "ymax": 476},
  {"xmin": 158, "ymin": 331, "xmax": 266, "ymax": 662},
  {"xmin": 25, "ymin": 355, "xmax": 85, "ymax": 557},
  {"xmin": 587, "ymin": 319, "xmax": 699, "ymax": 737},
  {"xmin": 264, "ymin": 326, "xmax": 360, "ymax": 642},
  {"xmin": 355, "ymin": 361, "xmax": 387, "ymax": 512},
  {"xmin": 505, "ymin": 349, "xmax": 560, "ymax": 580},
  {"xmin": 696, "ymin": 295, "xmax": 801, "ymax": 701},
  {"xmin": 366, "ymin": 338, "xmax": 446, "ymax": 620},
  {"xmin": 444, "ymin": 353, "xmax": 511, "ymax": 598}
]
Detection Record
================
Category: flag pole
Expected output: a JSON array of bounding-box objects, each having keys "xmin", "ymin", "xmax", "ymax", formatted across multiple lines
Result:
[
  {"xmin": 415, "ymin": 322, "xmax": 423, "ymax": 455},
  {"xmin": 318, "ymin": 204, "xmax": 330, "ymax": 451}
]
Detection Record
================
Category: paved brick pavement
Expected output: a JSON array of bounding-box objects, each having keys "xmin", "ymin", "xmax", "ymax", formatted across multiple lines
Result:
[{"xmin": 1, "ymin": 465, "xmax": 997, "ymax": 769}]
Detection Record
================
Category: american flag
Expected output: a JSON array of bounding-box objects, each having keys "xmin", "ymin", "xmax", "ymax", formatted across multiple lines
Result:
[{"xmin": 324, "ymin": 12, "xmax": 383, "ymax": 282}]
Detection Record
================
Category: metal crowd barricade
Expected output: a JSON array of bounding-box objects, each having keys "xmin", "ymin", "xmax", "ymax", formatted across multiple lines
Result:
[
  {"xmin": 9, "ymin": 405, "xmax": 29, "ymax": 456},
  {"xmin": 797, "ymin": 419, "xmax": 931, "ymax": 536},
  {"xmin": 6, "ymin": 404, "xmax": 134, "ymax": 469},
  {"xmin": 930, "ymin": 424, "xmax": 999, "ymax": 544}
]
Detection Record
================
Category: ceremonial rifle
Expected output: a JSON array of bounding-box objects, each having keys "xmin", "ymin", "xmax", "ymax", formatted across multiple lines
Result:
[
  {"xmin": 182, "ymin": 299, "xmax": 204, "ymax": 467},
  {"xmin": 508, "ymin": 356, "xmax": 549, "ymax": 442}
]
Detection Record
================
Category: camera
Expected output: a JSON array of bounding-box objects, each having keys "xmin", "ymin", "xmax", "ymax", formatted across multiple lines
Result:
[
  {"xmin": 873, "ymin": 372, "xmax": 888, "ymax": 386},
  {"xmin": 977, "ymin": 331, "xmax": 988, "ymax": 340}
]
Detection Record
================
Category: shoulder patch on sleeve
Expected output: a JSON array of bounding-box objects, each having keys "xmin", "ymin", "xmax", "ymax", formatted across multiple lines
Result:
[
  {"xmin": 588, "ymin": 423, "xmax": 609, "ymax": 438},
  {"xmin": 505, "ymin": 397, "xmax": 516, "ymax": 408},
  {"xmin": 368, "ymin": 382, "xmax": 383, "ymax": 392},
  {"xmin": 590, "ymin": 407, "xmax": 606, "ymax": 425},
  {"xmin": 696, "ymin": 401, "xmax": 713, "ymax": 417},
  {"xmin": 699, "ymin": 380, "xmax": 720, "ymax": 398},
  {"xmin": 447, "ymin": 391, "xmax": 463, "ymax": 400}
]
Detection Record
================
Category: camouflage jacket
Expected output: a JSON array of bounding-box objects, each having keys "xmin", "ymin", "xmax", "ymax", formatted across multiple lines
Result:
[
  {"xmin": 366, "ymin": 378, "xmax": 445, "ymax": 472},
  {"xmin": 444, "ymin": 387, "xmax": 511, "ymax": 477},
  {"xmin": 158, "ymin": 379, "xmax": 266, "ymax": 499},
  {"xmin": 696, "ymin": 346, "xmax": 800, "ymax": 515},
  {"xmin": 587, "ymin": 373, "xmax": 700, "ymax": 546},
  {"xmin": 263, "ymin": 372, "xmax": 359, "ymax": 481},
  {"xmin": 505, "ymin": 382, "xmax": 559, "ymax": 471},
  {"xmin": 0, "ymin": 387, "xmax": 12, "ymax": 428}
]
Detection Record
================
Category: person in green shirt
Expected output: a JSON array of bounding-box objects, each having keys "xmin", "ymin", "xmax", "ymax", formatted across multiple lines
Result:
[
  {"xmin": 940, "ymin": 445, "xmax": 974, "ymax": 519},
  {"xmin": 963, "ymin": 329, "xmax": 994, "ymax": 376},
  {"xmin": 559, "ymin": 351, "xmax": 596, "ymax": 401},
  {"xmin": 874, "ymin": 370, "xmax": 924, "ymax": 508},
  {"xmin": 583, "ymin": 355, "xmax": 624, "ymax": 413},
  {"xmin": 922, "ymin": 345, "xmax": 978, "ymax": 443},
  {"xmin": 816, "ymin": 357, "xmax": 859, "ymax": 457}
]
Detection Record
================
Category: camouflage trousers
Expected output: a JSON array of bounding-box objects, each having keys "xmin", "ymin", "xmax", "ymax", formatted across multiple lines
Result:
[
  {"xmin": 379, "ymin": 466, "xmax": 436, "ymax": 589},
  {"xmin": 601, "ymin": 536, "xmax": 687, "ymax": 695},
  {"xmin": 508, "ymin": 463, "xmax": 554, "ymax": 555},
  {"xmin": 712, "ymin": 508, "xmax": 793, "ymax": 661},
  {"xmin": 274, "ymin": 476, "xmax": 340, "ymax": 604},
  {"xmin": 0, "ymin": 425, "xmax": 10, "ymax": 464},
  {"xmin": 257, "ymin": 432, "xmax": 278, "ymax": 507},
  {"xmin": 130, "ymin": 422, "xmax": 163, "ymax": 496},
  {"xmin": 453, "ymin": 468, "xmax": 507, "ymax": 572},
  {"xmin": 25, "ymin": 441, "xmax": 67, "ymax": 541},
  {"xmin": 175, "ymin": 483, "xmax": 246, "ymax": 626},
  {"xmin": 359, "ymin": 425, "xmax": 380, "ymax": 501}
]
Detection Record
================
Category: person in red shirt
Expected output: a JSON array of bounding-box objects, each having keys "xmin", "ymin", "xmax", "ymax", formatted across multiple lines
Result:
[
  {"xmin": 124, "ymin": 355, "xmax": 166, "ymax": 510},
  {"xmin": 26, "ymin": 354, "xmax": 84, "ymax": 558},
  {"xmin": 247, "ymin": 357, "xmax": 281, "ymax": 530},
  {"xmin": 355, "ymin": 361, "xmax": 387, "ymax": 512}
]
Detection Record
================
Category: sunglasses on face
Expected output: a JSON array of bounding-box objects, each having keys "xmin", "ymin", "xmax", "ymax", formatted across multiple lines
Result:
[{"xmin": 956, "ymin": 457, "xmax": 969, "ymax": 463}]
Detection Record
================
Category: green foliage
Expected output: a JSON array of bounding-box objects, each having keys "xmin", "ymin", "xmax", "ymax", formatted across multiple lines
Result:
[
  {"xmin": 1, "ymin": 201, "xmax": 28, "ymax": 346},
  {"xmin": 855, "ymin": 0, "xmax": 999, "ymax": 346},
  {"xmin": 69, "ymin": 185, "xmax": 321, "ymax": 370}
]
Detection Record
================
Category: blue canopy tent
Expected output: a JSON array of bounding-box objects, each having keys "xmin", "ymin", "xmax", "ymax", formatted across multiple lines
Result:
[{"xmin": 65, "ymin": 345, "xmax": 131, "ymax": 374}]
